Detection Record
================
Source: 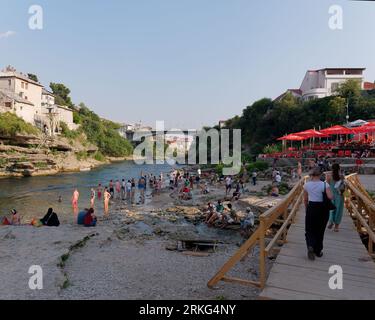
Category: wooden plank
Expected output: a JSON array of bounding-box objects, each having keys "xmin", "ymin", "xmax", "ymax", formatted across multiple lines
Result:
[
  {"xmin": 269, "ymin": 263, "xmax": 375, "ymax": 289},
  {"xmin": 265, "ymin": 271, "xmax": 375, "ymax": 300},
  {"xmin": 274, "ymin": 254, "xmax": 375, "ymax": 280},
  {"xmin": 261, "ymin": 199, "xmax": 375, "ymax": 300}
]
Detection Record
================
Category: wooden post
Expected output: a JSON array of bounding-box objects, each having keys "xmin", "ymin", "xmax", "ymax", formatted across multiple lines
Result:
[
  {"xmin": 259, "ymin": 218, "xmax": 266, "ymax": 289},
  {"xmin": 369, "ymin": 217, "xmax": 374, "ymax": 255},
  {"xmin": 357, "ymin": 198, "xmax": 364, "ymax": 233}
]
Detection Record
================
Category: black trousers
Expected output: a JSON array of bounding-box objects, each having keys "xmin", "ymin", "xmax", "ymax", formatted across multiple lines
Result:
[{"xmin": 305, "ymin": 202, "xmax": 329, "ymax": 254}]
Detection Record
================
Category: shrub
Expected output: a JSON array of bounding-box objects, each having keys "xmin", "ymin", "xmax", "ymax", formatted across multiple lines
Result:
[
  {"xmin": 60, "ymin": 122, "xmax": 80, "ymax": 140},
  {"xmin": 247, "ymin": 161, "xmax": 269, "ymax": 172},
  {"xmin": 0, "ymin": 112, "xmax": 39, "ymax": 136},
  {"xmin": 93, "ymin": 151, "xmax": 106, "ymax": 162},
  {"xmin": 76, "ymin": 151, "xmax": 88, "ymax": 161}
]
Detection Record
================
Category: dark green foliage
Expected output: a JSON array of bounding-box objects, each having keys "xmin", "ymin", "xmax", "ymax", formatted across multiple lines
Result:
[
  {"xmin": 77, "ymin": 104, "xmax": 133, "ymax": 157},
  {"xmin": 246, "ymin": 161, "xmax": 269, "ymax": 172},
  {"xmin": 50, "ymin": 82, "xmax": 74, "ymax": 107},
  {"xmin": 27, "ymin": 73, "xmax": 38, "ymax": 82},
  {"xmin": 224, "ymin": 80, "xmax": 375, "ymax": 155},
  {"xmin": 0, "ymin": 112, "xmax": 39, "ymax": 136}
]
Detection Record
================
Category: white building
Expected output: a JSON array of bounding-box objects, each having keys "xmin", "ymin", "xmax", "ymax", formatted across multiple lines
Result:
[
  {"xmin": 0, "ymin": 66, "xmax": 44, "ymax": 123},
  {"xmin": 0, "ymin": 66, "xmax": 76, "ymax": 134},
  {"xmin": 275, "ymin": 68, "xmax": 367, "ymax": 102}
]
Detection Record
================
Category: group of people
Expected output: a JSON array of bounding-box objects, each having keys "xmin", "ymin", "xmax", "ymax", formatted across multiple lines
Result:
[{"xmin": 204, "ymin": 200, "xmax": 255, "ymax": 235}]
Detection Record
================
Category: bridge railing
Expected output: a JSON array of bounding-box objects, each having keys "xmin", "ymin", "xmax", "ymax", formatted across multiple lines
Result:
[
  {"xmin": 207, "ymin": 177, "xmax": 306, "ymax": 289},
  {"xmin": 345, "ymin": 174, "xmax": 375, "ymax": 256},
  {"xmin": 208, "ymin": 173, "xmax": 375, "ymax": 290}
]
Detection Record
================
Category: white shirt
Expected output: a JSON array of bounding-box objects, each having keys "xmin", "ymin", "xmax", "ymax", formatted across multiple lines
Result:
[
  {"xmin": 275, "ymin": 174, "xmax": 281, "ymax": 183},
  {"xmin": 225, "ymin": 177, "xmax": 232, "ymax": 186},
  {"xmin": 304, "ymin": 180, "xmax": 329, "ymax": 202},
  {"xmin": 126, "ymin": 182, "xmax": 132, "ymax": 192}
]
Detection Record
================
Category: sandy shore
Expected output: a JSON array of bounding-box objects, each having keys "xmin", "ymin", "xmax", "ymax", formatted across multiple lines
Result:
[
  {"xmin": 0, "ymin": 176, "xmax": 279, "ymax": 300},
  {"xmin": 2, "ymin": 175, "xmax": 372, "ymax": 300}
]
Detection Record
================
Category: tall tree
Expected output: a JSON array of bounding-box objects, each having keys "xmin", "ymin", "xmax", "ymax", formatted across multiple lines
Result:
[{"xmin": 50, "ymin": 83, "xmax": 73, "ymax": 107}]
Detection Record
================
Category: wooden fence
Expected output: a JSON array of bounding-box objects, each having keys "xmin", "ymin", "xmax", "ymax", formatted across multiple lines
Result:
[
  {"xmin": 207, "ymin": 173, "xmax": 375, "ymax": 290},
  {"xmin": 345, "ymin": 174, "xmax": 375, "ymax": 256},
  {"xmin": 207, "ymin": 177, "xmax": 306, "ymax": 289}
]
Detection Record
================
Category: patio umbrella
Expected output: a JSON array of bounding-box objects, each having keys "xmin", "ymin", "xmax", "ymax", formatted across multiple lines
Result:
[
  {"xmin": 277, "ymin": 134, "xmax": 307, "ymax": 141},
  {"xmin": 277, "ymin": 134, "xmax": 307, "ymax": 150},
  {"xmin": 294, "ymin": 129, "xmax": 328, "ymax": 138},
  {"xmin": 320, "ymin": 125, "xmax": 354, "ymax": 135}
]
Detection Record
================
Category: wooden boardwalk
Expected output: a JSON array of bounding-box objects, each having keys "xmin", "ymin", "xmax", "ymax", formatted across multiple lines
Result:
[{"xmin": 260, "ymin": 206, "xmax": 375, "ymax": 300}]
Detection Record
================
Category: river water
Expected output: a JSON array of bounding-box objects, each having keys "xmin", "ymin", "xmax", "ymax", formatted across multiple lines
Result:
[{"xmin": 0, "ymin": 161, "xmax": 178, "ymax": 222}]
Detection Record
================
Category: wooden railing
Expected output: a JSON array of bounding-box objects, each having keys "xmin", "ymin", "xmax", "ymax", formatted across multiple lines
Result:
[
  {"xmin": 207, "ymin": 177, "xmax": 306, "ymax": 289},
  {"xmin": 345, "ymin": 174, "xmax": 375, "ymax": 256},
  {"xmin": 208, "ymin": 173, "xmax": 375, "ymax": 290}
]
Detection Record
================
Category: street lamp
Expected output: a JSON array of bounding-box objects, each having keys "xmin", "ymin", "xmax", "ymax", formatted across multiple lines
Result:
[{"xmin": 346, "ymin": 99, "xmax": 350, "ymax": 124}]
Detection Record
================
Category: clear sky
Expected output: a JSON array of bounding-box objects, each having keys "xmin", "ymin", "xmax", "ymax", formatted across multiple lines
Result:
[{"xmin": 1, "ymin": 0, "xmax": 375, "ymax": 129}]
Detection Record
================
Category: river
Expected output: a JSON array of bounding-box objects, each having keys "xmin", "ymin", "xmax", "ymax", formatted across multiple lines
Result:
[{"xmin": 0, "ymin": 161, "xmax": 179, "ymax": 222}]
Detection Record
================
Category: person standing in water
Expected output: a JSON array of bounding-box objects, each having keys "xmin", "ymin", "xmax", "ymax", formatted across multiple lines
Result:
[
  {"xmin": 121, "ymin": 179, "xmax": 126, "ymax": 200},
  {"xmin": 115, "ymin": 180, "xmax": 121, "ymax": 198},
  {"xmin": 131, "ymin": 178, "xmax": 136, "ymax": 205},
  {"xmin": 97, "ymin": 183, "xmax": 102, "ymax": 200},
  {"xmin": 326, "ymin": 163, "xmax": 345, "ymax": 232},
  {"xmin": 72, "ymin": 188, "xmax": 80, "ymax": 214},
  {"xmin": 109, "ymin": 180, "xmax": 114, "ymax": 198},
  {"xmin": 90, "ymin": 188, "xmax": 96, "ymax": 208},
  {"xmin": 103, "ymin": 187, "xmax": 111, "ymax": 216}
]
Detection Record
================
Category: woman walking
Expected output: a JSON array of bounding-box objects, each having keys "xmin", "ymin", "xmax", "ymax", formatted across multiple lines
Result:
[
  {"xmin": 327, "ymin": 163, "xmax": 345, "ymax": 232},
  {"xmin": 303, "ymin": 167, "xmax": 333, "ymax": 260}
]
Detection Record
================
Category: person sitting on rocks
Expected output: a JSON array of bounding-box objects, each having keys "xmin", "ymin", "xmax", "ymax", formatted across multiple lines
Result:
[
  {"xmin": 84, "ymin": 208, "xmax": 97, "ymax": 227},
  {"xmin": 270, "ymin": 185, "xmax": 279, "ymax": 197},
  {"xmin": 240, "ymin": 207, "xmax": 255, "ymax": 237},
  {"xmin": 220, "ymin": 203, "xmax": 238, "ymax": 229},
  {"xmin": 179, "ymin": 186, "xmax": 192, "ymax": 200},
  {"xmin": 204, "ymin": 202, "xmax": 216, "ymax": 223},
  {"xmin": 207, "ymin": 200, "xmax": 225, "ymax": 226}
]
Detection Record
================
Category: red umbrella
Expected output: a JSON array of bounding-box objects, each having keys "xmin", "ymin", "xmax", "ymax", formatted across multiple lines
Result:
[
  {"xmin": 320, "ymin": 125, "xmax": 354, "ymax": 135},
  {"xmin": 362, "ymin": 122, "xmax": 375, "ymax": 132},
  {"xmin": 294, "ymin": 129, "xmax": 329, "ymax": 138},
  {"xmin": 277, "ymin": 134, "xmax": 307, "ymax": 141}
]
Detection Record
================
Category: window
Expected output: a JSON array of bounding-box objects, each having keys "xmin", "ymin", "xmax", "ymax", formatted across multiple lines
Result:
[
  {"xmin": 25, "ymin": 96, "xmax": 28, "ymax": 100},
  {"xmin": 25, "ymin": 83, "xmax": 28, "ymax": 90},
  {"xmin": 8, "ymin": 79, "xmax": 11, "ymax": 87},
  {"xmin": 19, "ymin": 92, "xmax": 24, "ymax": 98},
  {"xmin": 331, "ymin": 83, "xmax": 339, "ymax": 92},
  {"xmin": 21, "ymin": 82, "xmax": 24, "ymax": 89}
]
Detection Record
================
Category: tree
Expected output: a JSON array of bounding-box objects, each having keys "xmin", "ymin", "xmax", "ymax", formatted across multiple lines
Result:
[
  {"xmin": 336, "ymin": 79, "xmax": 361, "ymax": 99},
  {"xmin": 27, "ymin": 73, "xmax": 39, "ymax": 82},
  {"xmin": 50, "ymin": 83, "xmax": 74, "ymax": 107}
]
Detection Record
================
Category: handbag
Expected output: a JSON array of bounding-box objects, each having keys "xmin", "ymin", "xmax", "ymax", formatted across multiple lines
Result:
[{"xmin": 323, "ymin": 182, "xmax": 336, "ymax": 211}]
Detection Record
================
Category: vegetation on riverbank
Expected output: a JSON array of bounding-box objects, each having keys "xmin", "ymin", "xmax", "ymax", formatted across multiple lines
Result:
[
  {"xmin": 0, "ymin": 112, "xmax": 40, "ymax": 136},
  {"xmin": 50, "ymin": 84, "xmax": 133, "ymax": 158}
]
